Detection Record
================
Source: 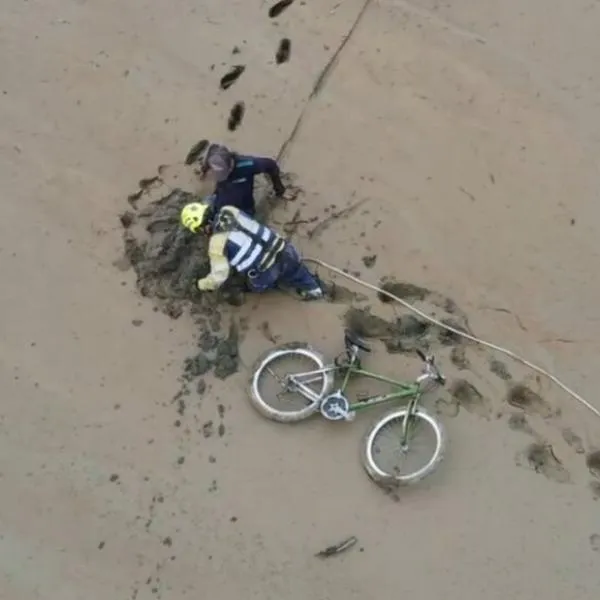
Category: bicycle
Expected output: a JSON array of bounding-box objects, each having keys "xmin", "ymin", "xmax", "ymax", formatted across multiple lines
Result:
[{"xmin": 249, "ymin": 329, "xmax": 448, "ymax": 486}]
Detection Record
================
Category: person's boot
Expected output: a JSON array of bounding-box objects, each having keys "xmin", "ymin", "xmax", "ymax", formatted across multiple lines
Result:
[{"xmin": 297, "ymin": 286, "xmax": 324, "ymax": 301}]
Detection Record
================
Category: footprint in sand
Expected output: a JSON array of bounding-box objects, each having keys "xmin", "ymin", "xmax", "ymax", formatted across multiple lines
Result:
[
  {"xmin": 507, "ymin": 384, "xmax": 555, "ymax": 419},
  {"xmin": 507, "ymin": 413, "xmax": 536, "ymax": 437},
  {"xmin": 590, "ymin": 481, "xmax": 600, "ymax": 500},
  {"xmin": 450, "ymin": 346, "xmax": 470, "ymax": 370},
  {"xmin": 561, "ymin": 428, "xmax": 585, "ymax": 454},
  {"xmin": 489, "ymin": 358, "xmax": 512, "ymax": 381},
  {"xmin": 517, "ymin": 442, "xmax": 571, "ymax": 484},
  {"xmin": 448, "ymin": 379, "xmax": 492, "ymax": 419},
  {"xmin": 435, "ymin": 397, "xmax": 460, "ymax": 418},
  {"xmin": 590, "ymin": 533, "xmax": 600, "ymax": 552}
]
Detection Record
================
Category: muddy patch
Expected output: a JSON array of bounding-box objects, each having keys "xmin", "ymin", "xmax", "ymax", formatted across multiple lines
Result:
[
  {"xmin": 361, "ymin": 254, "xmax": 377, "ymax": 268},
  {"xmin": 345, "ymin": 307, "xmax": 393, "ymax": 339},
  {"xmin": 118, "ymin": 170, "xmax": 288, "ymax": 306},
  {"xmin": 435, "ymin": 397, "xmax": 460, "ymax": 418},
  {"xmin": 268, "ymin": 0, "xmax": 295, "ymax": 19},
  {"xmin": 517, "ymin": 442, "xmax": 571, "ymax": 484},
  {"xmin": 562, "ymin": 428, "xmax": 585, "ymax": 454},
  {"xmin": 376, "ymin": 279, "xmax": 431, "ymax": 303},
  {"xmin": 450, "ymin": 346, "xmax": 470, "ymax": 370},
  {"xmin": 121, "ymin": 187, "xmax": 212, "ymax": 306},
  {"xmin": 117, "ymin": 178, "xmax": 270, "ymax": 422},
  {"xmin": 377, "ymin": 277, "xmax": 471, "ymax": 326},
  {"xmin": 507, "ymin": 413, "xmax": 536, "ymax": 436},
  {"xmin": 448, "ymin": 379, "xmax": 492, "ymax": 419},
  {"xmin": 586, "ymin": 450, "xmax": 600, "ymax": 479},
  {"xmin": 506, "ymin": 384, "xmax": 555, "ymax": 418},
  {"xmin": 489, "ymin": 358, "xmax": 512, "ymax": 381},
  {"xmin": 117, "ymin": 166, "xmax": 321, "ymax": 419},
  {"xmin": 275, "ymin": 38, "xmax": 291, "ymax": 65},
  {"xmin": 227, "ymin": 102, "xmax": 245, "ymax": 131},
  {"xmin": 324, "ymin": 282, "xmax": 368, "ymax": 305},
  {"xmin": 344, "ymin": 298, "xmax": 470, "ymax": 357},
  {"xmin": 220, "ymin": 65, "xmax": 245, "ymax": 90},
  {"xmin": 184, "ymin": 139, "xmax": 210, "ymax": 166},
  {"xmin": 436, "ymin": 317, "xmax": 471, "ymax": 346}
]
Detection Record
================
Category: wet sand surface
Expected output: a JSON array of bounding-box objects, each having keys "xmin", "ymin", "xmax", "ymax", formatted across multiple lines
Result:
[{"xmin": 1, "ymin": 1, "xmax": 600, "ymax": 598}]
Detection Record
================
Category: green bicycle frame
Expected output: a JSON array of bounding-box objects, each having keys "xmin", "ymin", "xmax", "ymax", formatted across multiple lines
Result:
[
  {"xmin": 291, "ymin": 360, "xmax": 423, "ymax": 413},
  {"xmin": 339, "ymin": 362, "xmax": 421, "ymax": 413}
]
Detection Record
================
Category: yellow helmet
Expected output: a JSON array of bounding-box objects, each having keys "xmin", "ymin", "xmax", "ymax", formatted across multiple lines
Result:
[{"xmin": 180, "ymin": 202, "xmax": 209, "ymax": 233}]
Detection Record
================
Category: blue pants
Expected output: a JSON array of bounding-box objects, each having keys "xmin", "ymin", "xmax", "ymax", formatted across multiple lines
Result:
[{"xmin": 246, "ymin": 244, "xmax": 320, "ymax": 293}]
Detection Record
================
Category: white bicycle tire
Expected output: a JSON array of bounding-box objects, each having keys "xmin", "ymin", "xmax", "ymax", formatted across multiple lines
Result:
[
  {"xmin": 249, "ymin": 343, "xmax": 334, "ymax": 423},
  {"xmin": 362, "ymin": 408, "xmax": 446, "ymax": 486}
]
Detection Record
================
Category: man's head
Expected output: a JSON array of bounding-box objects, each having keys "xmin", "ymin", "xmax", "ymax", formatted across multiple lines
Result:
[
  {"xmin": 205, "ymin": 145, "xmax": 235, "ymax": 183},
  {"xmin": 180, "ymin": 202, "xmax": 211, "ymax": 234}
]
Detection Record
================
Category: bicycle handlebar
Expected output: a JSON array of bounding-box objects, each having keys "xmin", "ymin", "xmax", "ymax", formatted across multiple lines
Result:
[{"xmin": 415, "ymin": 349, "xmax": 446, "ymax": 386}]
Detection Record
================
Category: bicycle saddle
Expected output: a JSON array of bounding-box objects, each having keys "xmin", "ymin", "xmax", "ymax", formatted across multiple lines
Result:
[{"xmin": 344, "ymin": 329, "xmax": 371, "ymax": 353}]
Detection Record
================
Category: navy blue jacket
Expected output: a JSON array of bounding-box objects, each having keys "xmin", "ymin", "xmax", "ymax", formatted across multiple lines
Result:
[{"xmin": 211, "ymin": 154, "xmax": 285, "ymax": 217}]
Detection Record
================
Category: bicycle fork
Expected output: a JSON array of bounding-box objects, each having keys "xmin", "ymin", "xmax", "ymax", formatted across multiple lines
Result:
[{"xmin": 399, "ymin": 394, "xmax": 422, "ymax": 450}]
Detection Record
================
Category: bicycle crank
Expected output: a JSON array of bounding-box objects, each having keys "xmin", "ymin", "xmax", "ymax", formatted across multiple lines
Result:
[{"xmin": 320, "ymin": 392, "xmax": 354, "ymax": 422}]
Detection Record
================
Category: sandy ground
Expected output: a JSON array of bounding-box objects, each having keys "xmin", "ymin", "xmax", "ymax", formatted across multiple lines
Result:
[{"xmin": 1, "ymin": 0, "xmax": 600, "ymax": 598}]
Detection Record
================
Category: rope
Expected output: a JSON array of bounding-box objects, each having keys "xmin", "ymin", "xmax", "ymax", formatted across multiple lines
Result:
[{"xmin": 305, "ymin": 257, "xmax": 600, "ymax": 420}]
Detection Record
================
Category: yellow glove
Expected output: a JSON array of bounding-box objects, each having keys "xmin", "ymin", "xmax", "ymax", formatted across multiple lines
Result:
[{"xmin": 197, "ymin": 277, "xmax": 217, "ymax": 291}]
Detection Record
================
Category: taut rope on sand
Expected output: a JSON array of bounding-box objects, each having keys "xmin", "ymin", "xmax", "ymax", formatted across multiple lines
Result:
[{"xmin": 305, "ymin": 257, "xmax": 600, "ymax": 420}]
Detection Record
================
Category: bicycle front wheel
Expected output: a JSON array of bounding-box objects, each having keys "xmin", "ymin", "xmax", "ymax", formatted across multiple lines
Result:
[
  {"xmin": 362, "ymin": 408, "xmax": 446, "ymax": 485},
  {"xmin": 249, "ymin": 343, "xmax": 334, "ymax": 423}
]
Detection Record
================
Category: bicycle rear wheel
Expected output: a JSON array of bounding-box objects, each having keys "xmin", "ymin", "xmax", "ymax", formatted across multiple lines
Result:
[
  {"xmin": 249, "ymin": 343, "xmax": 334, "ymax": 423},
  {"xmin": 362, "ymin": 408, "xmax": 446, "ymax": 485}
]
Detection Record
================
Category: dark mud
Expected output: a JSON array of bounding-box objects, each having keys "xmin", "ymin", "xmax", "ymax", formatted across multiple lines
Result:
[
  {"xmin": 345, "ymin": 307, "xmax": 393, "ymax": 339},
  {"xmin": 372, "ymin": 277, "xmax": 473, "ymax": 347},
  {"xmin": 519, "ymin": 442, "xmax": 571, "ymax": 483},
  {"xmin": 268, "ymin": 0, "xmax": 295, "ymax": 19},
  {"xmin": 377, "ymin": 279, "xmax": 431, "ymax": 303},
  {"xmin": 275, "ymin": 38, "xmax": 291, "ymax": 65},
  {"xmin": 220, "ymin": 65, "xmax": 245, "ymax": 90},
  {"xmin": 344, "ymin": 297, "xmax": 471, "ymax": 356},
  {"xmin": 325, "ymin": 283, "xmax": 368, "ymax": 305},
  {"xmin": 448, "ymin": 379, "xmax": 492, "ymax": 419},
  {"xmin": 376, "ymin": 277, "xmax": 471, "ymax": 321},
  {"xmin": 119, "ymin": 167, "xmax": 288, "ymax": 307},
  {"xmin": 184, "ymin": 139, "xmax": 210, "ymax": 166},
  {"xmin": 450, "ymin": 346, "xmax": 470, "ymax": 370},
  {"xmin": 586, "ymin": 450, "xmax": 600, "ymax": 479},
  {"xmin": 507, "ymin": 413, "xmax": 536, "ymax": 436},
  {"xmin": 122, "ymin": 188, "xmax": 209, "ymax": 304},
  {"xmin": 507, "ymin": 384, "xmax": 555, "ymax": 418},
  {"xmin": 437, "ymin": 317, "xmax": 471, "ymax": 346},
  {"xmin": 118, "ymin": 178, "xmax": 275, "ymax": 408},
  {"xmin": 562, "ymin": 428, "xmax": 585, "ymax": 454},
  {"xmin": 227, "ymin": 102, "xmax": 245, "ymax": 131},
  {"xmin": 361, "ymin": 254, "xmax": 377, "ymax": 268},
  {"xmin": 489, "ymin": 358, "xmax": 512, "ymax": 381}
]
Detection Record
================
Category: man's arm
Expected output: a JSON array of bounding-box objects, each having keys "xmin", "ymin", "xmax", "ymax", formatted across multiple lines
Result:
[
  {"xmin": 250, "ymin": 156, "xmax": 285, "ymax": 197},
  {"xmin": 196, "ymin": 233, "xmax": 231, "ymax": 291}
]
